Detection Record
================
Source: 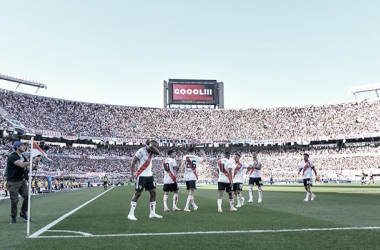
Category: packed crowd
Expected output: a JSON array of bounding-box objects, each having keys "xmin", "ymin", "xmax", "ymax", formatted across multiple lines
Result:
[
  {"xmin": 0, "ymin": 117, "xmax": 13, "ymax": 131},
  {"xmin": 1, "ymin": 88, "xmax": 380, "ymax": 140}
]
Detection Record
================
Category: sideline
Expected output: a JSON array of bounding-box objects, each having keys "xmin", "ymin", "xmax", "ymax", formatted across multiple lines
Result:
[{"xmin": 31, "ymin": 226, "xmax": 380, "ymax": 239}]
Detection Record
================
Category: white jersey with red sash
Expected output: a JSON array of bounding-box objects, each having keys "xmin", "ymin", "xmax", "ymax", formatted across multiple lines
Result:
[
  {"xmin": 217, "ymin": 158, "xmax": 233, "ymax": 183},
  {"xmin": 134, "ymin": 147, "xmax": 153, "ymax": 177},
  {"xmin": 300, "ymin": 160, "xmax": 315, "ymax": 179},
  {"xmin": 183, "ymin": 154, "xmax": 203, "ymax": 181},
  {"xmin": 232, "ymin": 162, "xmax": 247, "ymax": 183},
  {"xmin": 163, "ymin": 158, "xmax": 178, "ymax": 184},
  {"xmin": 249, "ymin": 159, "xmax": 262, "ymax": 178}
]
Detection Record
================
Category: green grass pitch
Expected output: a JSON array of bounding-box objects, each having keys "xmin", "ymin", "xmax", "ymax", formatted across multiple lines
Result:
[{"xmin": 0, "ymin": 184, "xmax": 379, "ymax": 249}]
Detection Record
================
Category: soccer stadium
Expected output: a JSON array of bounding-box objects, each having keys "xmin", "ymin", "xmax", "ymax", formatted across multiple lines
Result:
[{"xmin": 1, "ymin": 1, "xmax": 380, "ymax": 250}]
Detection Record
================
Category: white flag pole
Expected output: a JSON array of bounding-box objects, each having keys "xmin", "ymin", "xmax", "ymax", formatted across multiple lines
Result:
[{"xmin": 27, "ymin": 137, "xmax": 34, "ymax": 237}]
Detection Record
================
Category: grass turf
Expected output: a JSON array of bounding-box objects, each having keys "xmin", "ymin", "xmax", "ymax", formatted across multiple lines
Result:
[{"xmin": 0, "ymin": 184, "xmax": 379, "ymax": 249}]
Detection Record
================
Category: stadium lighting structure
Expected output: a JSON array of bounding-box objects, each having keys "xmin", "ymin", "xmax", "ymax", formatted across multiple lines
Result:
[
  {"xmin": 0, "ymin": 72, "xmax": 47, "ymax": 93},
  {"xmin": 349, "ymin": 83, "xmax": 380, "ymax": 100}
]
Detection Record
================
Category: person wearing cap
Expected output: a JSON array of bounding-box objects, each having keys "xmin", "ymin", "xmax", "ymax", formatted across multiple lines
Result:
[
  {"xmin": 7, "ymin": 141, "xmax": 40, "ymax": 224},
  {"xmin": 298, "ymin": 153, "xmax": 317, "ymax": 201}
]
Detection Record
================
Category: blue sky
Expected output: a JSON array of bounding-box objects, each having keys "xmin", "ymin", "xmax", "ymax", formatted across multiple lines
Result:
[{"xmin": 0, "ymin": 0, "xmax": 379, "ymax": 109}]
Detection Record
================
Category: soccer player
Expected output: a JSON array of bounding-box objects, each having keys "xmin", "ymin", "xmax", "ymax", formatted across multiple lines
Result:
[
  {"xmin": 367, "ymin": 171, "xmax": 374, "ymax": 185},
  {"xmin": 162, "ymin": 150, "xmax": 181, "ymax": 211},
  {"xmin": 128, "ymin": 140, "xmax": 162, "ymax": 220},
  {"xmin": 216, "ymin": 151, "xmax": 236, "ymax": 212},
  {"xmin": 103, "ymin": 175, "xmax": 108, "ymax": 190},
  {"xmin": 298, "ymin": 153, "xmax": 317, "ymax": 201},
  {"xmin": 180, "ymin": 147, "xmax": 206, "ymax": 212},
  {"xmin": 269, "ymin": 172, "xmax": 274, "ymax": 186},
  {"xmin": 246, "ymin": 152, "xmax": 263, "ymax": 203},
  {"xmin": 231, "ymin": 153, "xmax": 247, "ymax": 208},
  {"xmin": 361, "ymin": 171, "xmax": 366, "ymax": 186}
]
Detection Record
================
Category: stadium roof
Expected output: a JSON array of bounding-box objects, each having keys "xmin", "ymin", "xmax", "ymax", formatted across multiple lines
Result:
[
  {"xmin": 349, "ymin": 83, "xmax": 380, "ymax": 94},
  {"xmin": 0, "ymin": 72, "xmax": 47, "ymax": 91}
]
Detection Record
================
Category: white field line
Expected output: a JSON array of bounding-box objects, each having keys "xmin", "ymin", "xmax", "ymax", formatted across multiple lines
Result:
[
  {"xmin": 46, "ymin": 230, "xmax": 93, "ymax": 236},
  {"xmin": 31, "ymin": 226, "xmax": 380, "ymax": 239},
  {"xmin": 29, "ymin": 187, "xmax": 114, "ymax": 238}
]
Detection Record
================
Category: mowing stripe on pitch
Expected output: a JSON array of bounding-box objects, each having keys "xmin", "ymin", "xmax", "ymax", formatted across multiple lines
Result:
[
  {"xmin": 31, "ymin": 226, "xmax": 380, "ymax": 239},
  {"xmin": 29, "ymin": 187, "xmax": 114, "ymax": 238}
]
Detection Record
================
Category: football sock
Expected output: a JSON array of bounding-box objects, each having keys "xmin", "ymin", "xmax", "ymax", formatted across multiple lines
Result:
[
  {"xmin": 129, "ymin": 201, "xmax": 137, "ymax": 215},
  {"xmin": 191, "ymin": 195, "xmax": 196, "ymax": 206},
  {"xmin": 149, "ymin": 201, "xmax": 156, "ymax": 214},
  {"xmin": 217, "ymin": 199, "xmax": 222, "ymax": 210},
  {"xmin": 163, "ymin": 195, "xmax": 168, "ymax": 208},
  {"xmin": 249, "ymin": 186, "xmax": 253, "ymax": 200},
  {"xmin": 229, "ymin": 199, "xmax": 234, "ymax": 208},
  {"xmin": 258, "ymin": 187, "xmax": 262, "ymax": 200},
  {"xmin": 173, "ymin": 193, "xmax": 179, "ymax": 208},
  {"xmin": 305, "ymin": 192, "xmax": 310, "ymax": 199},
  {"xmin": 185, "ymin": 195, "xmax": 192, "ymax": 209}
]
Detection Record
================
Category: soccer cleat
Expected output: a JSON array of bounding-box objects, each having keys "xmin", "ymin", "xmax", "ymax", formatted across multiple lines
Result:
[
  {"xmin": 164, "ymin": 208, "xmax": 170, "ymax": 212},
  {"xmin": 241, "ymin": 197, "xmax": 245, "ymax": 206},
  {"xmin": 247, "ymin": 199, "xmax": 253, "ymax": 203},
  {"xmin": 193, "ymin": 205, "xmax": 198, "ymax": 211},
  {"xmin": 172, "ymin": 207, "xmax": 181, "ymax": 211},
  {"xmin": 10, "ymin": 216, "xmax": 16, "ymax": 224},
  {"xmin": 230, "ymin": 207, "xmax": 238, "ymax": 211},
  {"xmin": 258, "ymin": 199, "xmax": 262, "ymax": 203},
  {"xmin": 184, "ymin": 208, "xmax": 191, "ymax": 212},
  {"xmin": 149, "ymin": 213, "xmax": 163, "ymax": 219},
  {"xmin": 218, "ymin": 208, "xmax": 223, "ymax": 213},
  {"xmin": 311, "ymin": 194, "xmax": 316, "ymax": 201},
  {"xmin": 19, "ymin": 212, "xmax": 29, "ymax": 221},
  {"xmin": 236, "ymin": 204, "xmax": 242, "ymax": 208},
  {"xmin": 303, "ymin": 198, "xmax": 308, "ymax": 202},
  {"xmin": 127, "ymin": 214, "xmax": 137, "ymax": 220}
]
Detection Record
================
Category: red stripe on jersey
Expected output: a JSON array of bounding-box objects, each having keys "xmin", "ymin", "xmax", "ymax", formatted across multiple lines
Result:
[
  {"xmin": 249, "ymin": 160, "xmax": 258, "ymax": 175},
  {"xmin": 163, "ymin": 160, "xmax": 177, "ymax": 183},
  {"xmin": 233, "ymin": 163, "xmax": 242, "ymax": 178},
  {"xmin": 302, "ymin": 161, "xmax": 311, "ymax": 175},
  {"xmin": 218, "ymin": 160, "xmax": 231, "ymax": 182},
  {"xmin": 136, "ymin": 153, "xmax": 153, "ymax": 177},
  {"xmin": 186, "ymin": 157, "xmax": 198, "ymax": 180}
]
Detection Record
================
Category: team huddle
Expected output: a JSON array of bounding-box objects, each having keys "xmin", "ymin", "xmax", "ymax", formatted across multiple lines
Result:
[{"xmin": 127, "ymin": 141, "xmax": 317, "ymax": 220}]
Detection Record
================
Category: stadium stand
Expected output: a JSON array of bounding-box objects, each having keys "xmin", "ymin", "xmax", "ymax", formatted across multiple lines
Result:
[
  {"xmin": 0, "ymin": 88, "xmax": 379, "ymax": 186},
  {"xmin": 0, "ymin": 88, "xmax": 379, "ymax": 140}
]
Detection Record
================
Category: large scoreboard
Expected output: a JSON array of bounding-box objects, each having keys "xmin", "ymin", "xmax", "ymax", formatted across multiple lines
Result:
[{"xmin": 163, "ymin": 79, "xmax": 224, "ymax": 108}]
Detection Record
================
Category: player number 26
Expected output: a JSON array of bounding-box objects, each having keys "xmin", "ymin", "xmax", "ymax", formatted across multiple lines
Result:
[{"xmin": 186, "ymin": 160, "xmax": 197, "ymax": 169}]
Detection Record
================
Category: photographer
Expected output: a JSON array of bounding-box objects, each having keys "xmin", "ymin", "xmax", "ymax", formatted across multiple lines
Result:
[{"xmin": 7, "ymin": 141, "xmax": 40, "ymax": 224}]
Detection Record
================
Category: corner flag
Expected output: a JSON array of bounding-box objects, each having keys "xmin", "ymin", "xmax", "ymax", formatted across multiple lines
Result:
[{"xmin": 31, "ymin": 142, "xmax": 51, "ymax": 160}]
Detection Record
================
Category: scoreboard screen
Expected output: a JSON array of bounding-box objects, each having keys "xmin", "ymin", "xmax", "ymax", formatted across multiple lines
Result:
[{"xmin": 168, "ymin": 79, "xmax": 219, "ymax": 105}]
